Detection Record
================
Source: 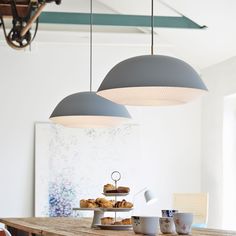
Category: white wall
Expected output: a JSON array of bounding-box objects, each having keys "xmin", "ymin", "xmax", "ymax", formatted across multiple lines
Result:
[
  {"xmin": 222, "ymin": 94, "xmax": 236, "ymax": 230},
  {"xmin": 201, "ymin": 57, "xmax": 236, "ymax": 229},
  {"xmin": 0, "ymin": 34, "xmax": 202, "ymax": 217},
  {"xmin": 130, "ymin": 103, "xmax": 202, "ymax": 215}
]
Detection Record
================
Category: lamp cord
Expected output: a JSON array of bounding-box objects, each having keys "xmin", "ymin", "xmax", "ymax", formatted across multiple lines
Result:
[
  {"xmin": 151, "ymin": 0, "xmax": 154, "ymax": 55},
  {"xmin": 89, "ymin": 0, "xmax": 93, "ymax": 92},
  {"xmin": 133, "ymin": 187, "xmax": 148, "ymax": 198}
]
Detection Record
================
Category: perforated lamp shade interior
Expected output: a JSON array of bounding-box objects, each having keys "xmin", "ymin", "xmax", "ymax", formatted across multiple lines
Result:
[
  {"xmin": 97, "ymin": 55, "xmax": 208, "ymax": 106},
  {"xmin": 50, "ymin": 92, "xmax": 131, "ymax": 128}
]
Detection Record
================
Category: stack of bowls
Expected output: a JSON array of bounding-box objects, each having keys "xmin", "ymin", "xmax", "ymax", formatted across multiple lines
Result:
[{"xmin": 131, "ymin": 210, "xmax": 193, "ymax": 235}]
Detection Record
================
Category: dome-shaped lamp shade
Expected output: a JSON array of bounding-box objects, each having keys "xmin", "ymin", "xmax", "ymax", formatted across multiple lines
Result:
[
  {"xmin": 97, "ymin": 55, "xmax": 208, "ymax": 106},
  {"xmin": 50, "ymin": 92, "xmax": 131, "ymax": 128}
]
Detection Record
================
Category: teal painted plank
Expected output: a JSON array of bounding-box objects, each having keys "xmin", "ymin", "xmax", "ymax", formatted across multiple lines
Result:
[{"xmin": 39, "ymin": 12, "xmax": 206, "ymax": 29}]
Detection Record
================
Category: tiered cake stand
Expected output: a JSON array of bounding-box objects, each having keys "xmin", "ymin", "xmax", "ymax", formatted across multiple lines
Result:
[{"xmin": 73, "ymin": 171, "xmax": 133, "ymax": 229}]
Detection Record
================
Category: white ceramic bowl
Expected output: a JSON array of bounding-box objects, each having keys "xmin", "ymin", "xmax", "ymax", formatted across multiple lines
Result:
[{"xmin": 132, "ymin": 216, "xmax": 159, "ymax": 235}]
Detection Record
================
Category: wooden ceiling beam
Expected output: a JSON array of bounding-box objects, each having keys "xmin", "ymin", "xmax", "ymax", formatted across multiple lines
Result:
[
  {"xmin": 0, "ymin": 0, "xmax": 29, "ymax": 4},
  {"xmin": 0, "ymin": 3, "xmax": 29, "ymax": 17}
]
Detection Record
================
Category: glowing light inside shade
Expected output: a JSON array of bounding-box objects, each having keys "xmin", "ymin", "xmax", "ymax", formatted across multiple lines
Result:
[
  {"xmin": 97, "ymin": 86, "xmax": 207, "ymax": 106},
  {"xmin": 50, "ymin": 115, "xmax": 130, "ymax": 128}
]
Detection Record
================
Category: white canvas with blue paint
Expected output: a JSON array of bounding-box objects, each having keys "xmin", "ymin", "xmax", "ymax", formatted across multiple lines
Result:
[{"xmin": 35, "ymin": 123, "xmax": 140, "ymax": 217}]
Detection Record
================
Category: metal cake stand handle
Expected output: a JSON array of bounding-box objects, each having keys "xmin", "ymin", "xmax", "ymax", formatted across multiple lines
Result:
[
  {"xmin": 111, "ymin": 171, "xmax": 121, "ymax": 188},
  {"xmin": 111, "ymin": 171, "xmax": 121, "ymax": 222}
]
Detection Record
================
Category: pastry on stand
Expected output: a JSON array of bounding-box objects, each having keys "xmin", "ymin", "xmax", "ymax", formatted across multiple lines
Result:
[{"xmin": 73, "ymin": 171, "xmax": 133, "ymax": 229}]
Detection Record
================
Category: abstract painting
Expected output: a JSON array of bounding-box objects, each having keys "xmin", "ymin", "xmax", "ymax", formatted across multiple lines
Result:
[{"xmin": 35, "ymin": 123, "xmax": 140, "ymax": 217}]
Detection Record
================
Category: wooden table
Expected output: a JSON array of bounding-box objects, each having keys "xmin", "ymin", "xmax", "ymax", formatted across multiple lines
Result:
[{"xmin": 1, "ymin": 217, "xmax": 236, "ymax": 236}]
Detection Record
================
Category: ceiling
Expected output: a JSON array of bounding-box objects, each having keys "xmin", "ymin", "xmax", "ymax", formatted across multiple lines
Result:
[{"xmin": 1, "ymin": 0, "xmax": 236, "ymax": 70}]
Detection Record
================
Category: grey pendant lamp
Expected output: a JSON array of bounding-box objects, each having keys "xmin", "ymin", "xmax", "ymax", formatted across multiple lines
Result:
[
  {"xmin": 50, "ymin": 0, "xmax": 131, "ymax": 128},
  {"xmin": 97, "ymin": 0, "xmax": 208, "ymax": 106}
]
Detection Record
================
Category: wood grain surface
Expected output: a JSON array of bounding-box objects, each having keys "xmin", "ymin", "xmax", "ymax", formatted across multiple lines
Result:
[{"xmin": 0, "ymin": 217, "xmax": 236, "ymax": 236}]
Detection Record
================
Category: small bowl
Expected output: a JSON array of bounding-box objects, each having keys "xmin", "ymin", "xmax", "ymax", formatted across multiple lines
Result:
[
  {"xmin": 173, "ymin": 213, "xmax": 193, "ymax": 235},
  {"xmin": 132, "ymin": 216, "xmax": 159, "ymax": 235},
  {"xmin": 162, "ymin": 209, "xmax": 178, "ymax": 217},
  {"xmin": 159, "ymin": 217, "xmax": 176, "ymax": 234}
]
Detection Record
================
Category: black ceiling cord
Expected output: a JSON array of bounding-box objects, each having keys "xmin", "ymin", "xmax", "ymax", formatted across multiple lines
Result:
[
  {"xmin": 42, "ymin": 0, "xmax": 61, "ymax": 4},
  {"xmin": 0, "ymin": 0, "xmax": 61, "ymax": 49}
]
